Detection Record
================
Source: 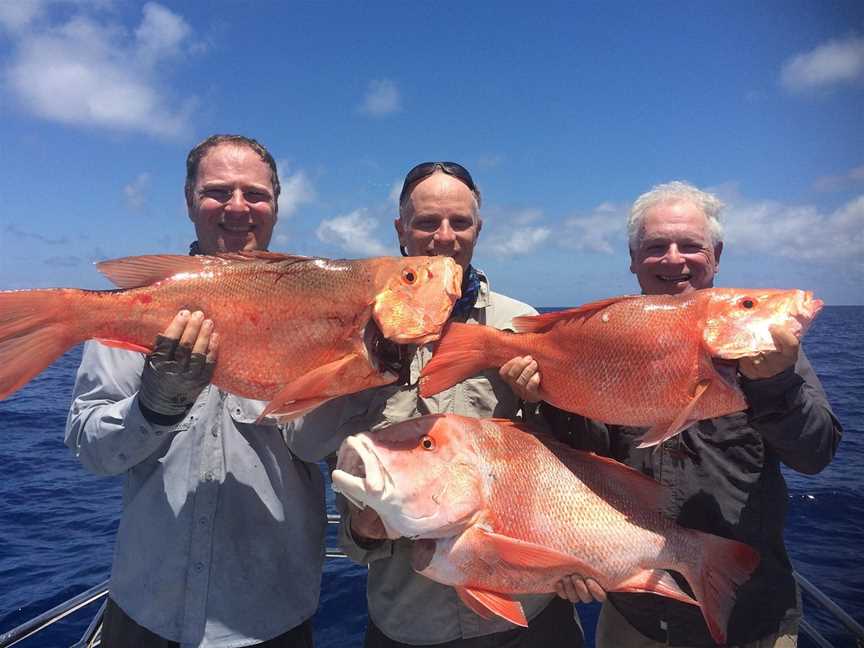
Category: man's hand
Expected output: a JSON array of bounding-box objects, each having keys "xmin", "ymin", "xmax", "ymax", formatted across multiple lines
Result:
[
  {"xmin": 739, "ymin": 325, "xmax": 799, "ymax": 380},
  {"xmin": 138, "ymin": 310, "xmax": 219, "ymax": 417},
  {"xmin": 499, "ymin": 356, "xmax": 542, "ymax": 403},
  {"xmin": 348, "ymin": 502, "xmax": 389, "ymax": 542},
  {"xmin": 555, "ymin": 574, "xmax": 606, "ymax": 604}
]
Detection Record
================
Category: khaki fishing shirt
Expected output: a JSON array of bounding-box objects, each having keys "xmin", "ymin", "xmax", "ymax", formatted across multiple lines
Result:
[
  {"xmin": 66, "ymin": 342, "xmax": 327, "ymax": 648},
  {"xmin": 294, "ymin": 274, "xmax": 567, "ymax": 645}
]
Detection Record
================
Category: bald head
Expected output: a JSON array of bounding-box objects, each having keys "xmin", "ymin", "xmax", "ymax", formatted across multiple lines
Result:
[{"xmin": 395, "ymin": 171, "xmax": 482, "ymax": 272}]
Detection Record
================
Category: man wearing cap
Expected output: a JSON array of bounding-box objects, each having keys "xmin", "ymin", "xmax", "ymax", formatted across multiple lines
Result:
[{"xmin": 296, "ymin": 162, "xmax": 584, "ymax": 647}]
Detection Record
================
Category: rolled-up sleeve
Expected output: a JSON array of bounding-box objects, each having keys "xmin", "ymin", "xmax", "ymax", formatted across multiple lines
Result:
[
  {"xmin": 742, "ymin": 348, "xmax": 842, "ymax": 474},
  {"xmin": 65, "ymin": 341, "xmax": 182, "ymax": 476}
]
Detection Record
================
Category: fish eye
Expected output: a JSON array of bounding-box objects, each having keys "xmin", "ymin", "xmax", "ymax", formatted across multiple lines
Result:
[
  {"xmin": 402, "ymin": 268, "xmax": 417, "ymax": 284},
  {"xmin": 420, "ymin": 435, "xmax": 435, "ymax": 451},
  {"xmin": 740, "ymin": 297, "xmax": 755, "ymax": 309}
]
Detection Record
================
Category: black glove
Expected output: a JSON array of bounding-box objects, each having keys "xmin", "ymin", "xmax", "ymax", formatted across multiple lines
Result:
[{"xmin": 138, "ymin": 334, "xmax": 215, "ymax": 423}]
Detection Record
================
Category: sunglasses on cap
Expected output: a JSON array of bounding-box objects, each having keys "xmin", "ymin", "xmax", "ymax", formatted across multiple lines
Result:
[{"xmin": 398, "ymin": 161, "xmax": 479, "ymax": 207}]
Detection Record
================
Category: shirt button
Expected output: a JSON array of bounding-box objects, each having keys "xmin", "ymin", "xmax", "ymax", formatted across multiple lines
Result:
[
  {"xmin": 204, "ymin": 472, "xmax": 214, "ymax": 481},
  {"xmin": 194, "ymin": 562, "xmax": 204, "ymax": 572},
  {"xmin": 199, "ymin": 516, "xmax": 208, "ymax": 526},
  {"xmin": 211, "ymin": 428, "xmax": 219, "ymax": 437}
]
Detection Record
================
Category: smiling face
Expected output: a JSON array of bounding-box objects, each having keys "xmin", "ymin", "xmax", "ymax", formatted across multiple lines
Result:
[
  {"xmin": 629, "ymin": 200, "xmax": 722, "ymax": 296},
  {"xmin": 395, "ymin": 172, "xmax": 481, "ymax": 272},
  {"xmin": 188, "ymin": 143, "xmax": 277, "ymax": 254}
]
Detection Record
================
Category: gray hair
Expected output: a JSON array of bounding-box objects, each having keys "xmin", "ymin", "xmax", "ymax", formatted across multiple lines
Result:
[{"xmin": 627, "ymin": 181, "xmax": 725, "ymax": 250}]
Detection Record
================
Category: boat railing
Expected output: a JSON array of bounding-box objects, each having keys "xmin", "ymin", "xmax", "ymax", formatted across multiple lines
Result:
[{"xmin": 2, "ymin": 515, "xmax": 861, "ymax": 648}]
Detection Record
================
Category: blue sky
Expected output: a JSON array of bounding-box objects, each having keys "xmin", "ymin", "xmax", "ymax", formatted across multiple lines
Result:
[{"xmin": 0, "ymin": 1, "xmax": 862, "ymax": 306}]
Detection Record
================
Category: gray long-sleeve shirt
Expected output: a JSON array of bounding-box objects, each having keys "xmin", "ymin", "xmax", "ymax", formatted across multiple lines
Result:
[
  {"xmin": 66, "ymin": 341, "xmax": 327, "ymax": 648},
  {"xmin": 294, "ymin": 274, "xmax": 568, "ymax": 645}
]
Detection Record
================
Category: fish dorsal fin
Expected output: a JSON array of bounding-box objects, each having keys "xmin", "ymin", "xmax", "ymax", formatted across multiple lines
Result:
[
  {"xmin": 216, "ymin": 251, "xmax": 314, "ymax": 264},
  {"xmin": 97, "ymin": 252, "xmax": 317, "ymax": 289},
  {"xmin": 478, "ymin": 529, "xmax": 602, "ymax": 579},
  {"xmin": 458, "ymin": 587, "xmax": 528, "ymax": 627},
  {"xmin": 96, "ymin": 255, "xmax": 227, "ymax": 289},
  {"xmin": 512, "ymin": 295, "xmax": 637, "ymax": 333}
]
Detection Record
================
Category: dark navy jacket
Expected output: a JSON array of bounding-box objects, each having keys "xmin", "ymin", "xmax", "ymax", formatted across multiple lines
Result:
[{"xmin": 539, "ymin": 350, "xmax": 841, "ymax": 646}]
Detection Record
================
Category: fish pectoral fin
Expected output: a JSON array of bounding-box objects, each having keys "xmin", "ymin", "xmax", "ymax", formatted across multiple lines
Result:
[
  {"xmin": 616, "ymin": 570, "xmax": 699, "ymax": 607},
  {"xmin": 455, "ymin": 588, "xmax": 494, "ymax": 620},
  {"xmin": 458, "ymin": 587, "xmax": 528, "ymax": 627},
  {"xmin": 635, "ymin": 379, "xmax": 711, "ymax": 448},
  {"xmin": 480, "ymin": 530, "xmax": 600, "ymax": 578},
  {"xmin": 258, "ymin": 355, "xmax": 361, "ymax": 423},
  {"xmin": 261, "ymin": 397, "xmax": 335, "ymax": 424},
  {"xmin": 95, "ymin": 338, "xmax": 152, "ymax": 354}
]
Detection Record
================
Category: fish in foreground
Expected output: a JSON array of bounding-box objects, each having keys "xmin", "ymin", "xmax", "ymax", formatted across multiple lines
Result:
[
  {"xmin": 332, "ymin": 413, "xmax": 760, "ymax": 645},
  {"xmin": 420, "ymin": 288, "xmax": 822, "ymax": 447},
  {"xmin": 0, "ymin": 252, "xmax": 461, "ymax": 420}
]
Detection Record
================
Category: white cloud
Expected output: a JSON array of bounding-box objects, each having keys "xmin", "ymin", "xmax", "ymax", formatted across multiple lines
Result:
[
  {"xmin": 484, "ymin": 208, "xmax": 552, "ymax": 256},
  {"xmin": 123, "ymin": 172, "xmax": 151, "ymax": 210},
  {"xmin": 2, "ymin": 2, "xmax": 197, "ymax": 136},
  {"xmin": 276, "ymin": 163, "xmax": 316, "ymax": 216},
  {"xmin": 0, "ymin": 1, "xmax": 45, "ymax": 31},
  {"xmin": 360, "ymin": 79, "xmax": 401, "ymax": 116},
  {"xmin": 316, "ymin": 209, "xmax": 389, "ymax": 256},
  {"xmin": 388, "ymin": 180, "xmax": 402, "ymax": 210},
  {"xmin": 723, "ymin": 194, "xmax": 864, "ymax": 262},
  {"xmin": 477, "ymin": 154, "xmax": 505, "ymax": 169},
  {"xmin": 781, "ymin": 35, "xmax": 864, "ymax": 92},
  {"xmin": 135, "ymin": 2, "xmax": 191, "ymax": 66},
  {"xmin": 486, "ymin": 226, "xmax": 551, "ymax": 256},
  {"xmin": 814, "ymin": 164, "xmax": 864, "ymax": 192},
  {"xmin": 560, "ymin": 202, "xmax": 628, "ymax": 254}
]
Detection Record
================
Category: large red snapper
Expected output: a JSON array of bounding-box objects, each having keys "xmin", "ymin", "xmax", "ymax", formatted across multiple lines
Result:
[
  {"xmin": 420, "ymin": 288, "xmax": 822, "ymax": 447},
  {"xmin": 0, "ymin": 252, "xmax": 461, "ymax": 420},
  {"xmin": 332, "ymin": 413, "xmax": 760, "ymax": 645}
]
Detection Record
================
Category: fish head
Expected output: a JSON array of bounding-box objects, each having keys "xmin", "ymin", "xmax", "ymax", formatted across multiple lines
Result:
[
  {"xmin": 332, "ymin": 414, "xmax": 485, "ymax": 540},
  {"xmin": 372, "ymin": 257, "xmax": 462, "ymax": 345},
  {"xmin": 702, "ymin": 288, "xmax": 823, "ymax": 359}
]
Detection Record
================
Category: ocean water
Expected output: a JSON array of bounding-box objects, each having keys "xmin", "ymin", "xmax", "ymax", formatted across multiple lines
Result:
[{"xmin": 0, "ymin": 306, "xmax": 861, "ymax": 647}]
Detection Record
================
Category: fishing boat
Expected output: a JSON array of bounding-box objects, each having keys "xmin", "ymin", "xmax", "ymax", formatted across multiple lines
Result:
[{"xmin": 1, "ymin": 511, "xmax": 862, "ymax": 648}]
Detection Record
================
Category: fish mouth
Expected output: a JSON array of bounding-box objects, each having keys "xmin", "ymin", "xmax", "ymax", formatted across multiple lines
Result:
[
  {"xmin": 332, "ymin": 434, "xmax": 437, "ymax": 538},
  {"xmin": 332, "ymin": 435, "xmax": 392, "ymax": 511},
  {"xmin": 364, "ymin": 319, "xmax": 409, "ymax": 382},
  {"xmin": 712, "ymin": 358, "xmax": 740, "ymax": 390}
]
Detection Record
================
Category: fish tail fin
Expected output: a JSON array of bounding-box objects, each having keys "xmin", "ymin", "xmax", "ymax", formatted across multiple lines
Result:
[
  {"xmin": 419, "ymin": 323, "xmax": 507, "ymax": 397},
  {"xmin": 0, "ymin": 289, "xmax": 84, "ymax": 400},
  {"xmin": 686, "ymin": 532, "xmax": 761, "ymax": 645}
]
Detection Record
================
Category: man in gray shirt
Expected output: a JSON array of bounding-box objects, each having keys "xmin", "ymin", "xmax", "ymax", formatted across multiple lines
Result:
[
  {"xmin": 297, "ymin": 162, "xmax": 584, "ymax": 647},
  {"xmin": 66, "ymin": 135, "xmax": 326, "ymax": 648}
]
